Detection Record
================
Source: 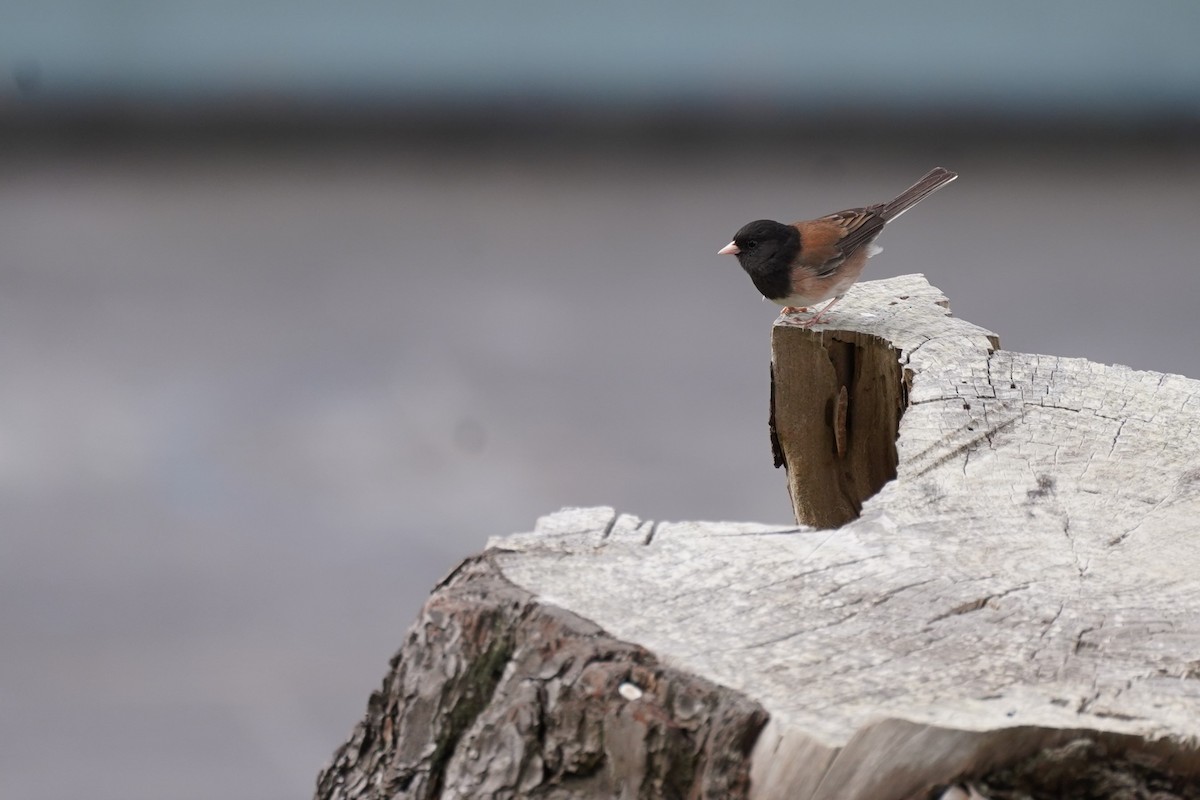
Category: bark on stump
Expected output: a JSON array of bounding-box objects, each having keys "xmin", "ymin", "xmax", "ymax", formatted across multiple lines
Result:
[{"xmin": 317, "ymin": 274, "xmax": 1200, "ymax": 800}]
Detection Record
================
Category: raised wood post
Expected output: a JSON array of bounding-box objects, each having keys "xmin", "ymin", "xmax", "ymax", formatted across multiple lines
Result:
[
  {"xmin": 770, "ymin": 274, "xmax": 1000, "ymax": 529},
  {"xmin": 317, "ymin": 275, "xmax": 1200, "ymax": 800}
]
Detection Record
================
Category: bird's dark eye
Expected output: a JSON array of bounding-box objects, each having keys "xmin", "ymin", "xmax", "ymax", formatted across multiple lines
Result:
[{"xmin": 746, "ymin": 240, "xmax": 758, "ymax": 250}]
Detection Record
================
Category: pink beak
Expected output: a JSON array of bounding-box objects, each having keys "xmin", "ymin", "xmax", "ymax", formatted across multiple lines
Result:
[{"xmin": 717, "ymin": 241, "xmax": 740, "ymax": 256}]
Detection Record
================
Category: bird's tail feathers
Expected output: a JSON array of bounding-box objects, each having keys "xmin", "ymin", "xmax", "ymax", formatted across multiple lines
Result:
[{"xmin": 880, "ymin": 167, "xmax": 958, "ymax": 222}]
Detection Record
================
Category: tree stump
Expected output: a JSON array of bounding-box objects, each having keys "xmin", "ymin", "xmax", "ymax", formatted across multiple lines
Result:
[{"xmin": 317, "ymin": 275, "xmax": 1200, "ymax": 800}]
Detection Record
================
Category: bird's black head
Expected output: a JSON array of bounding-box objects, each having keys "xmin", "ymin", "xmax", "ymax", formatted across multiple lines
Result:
[{"xmin": 719, "ymin": 219, "xmax": 800, "ymax": 300}]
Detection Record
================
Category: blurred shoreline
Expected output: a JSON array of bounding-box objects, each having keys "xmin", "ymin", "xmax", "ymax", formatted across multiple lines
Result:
[{"xmin": 3, "ymin": 102, "xmax": 1199, "ymax": 156}]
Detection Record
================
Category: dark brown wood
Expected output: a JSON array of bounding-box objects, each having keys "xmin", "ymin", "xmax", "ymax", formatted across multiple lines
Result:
[
  {"xmin": 315, "ymin": 556, "xmax": 767, "ymax": 800},
  {"xmin": 770, "ymin": 323, "xmax": 906, "ymax": 527}
]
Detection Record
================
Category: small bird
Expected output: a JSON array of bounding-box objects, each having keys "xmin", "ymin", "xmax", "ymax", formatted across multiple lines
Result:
[{"xmin": 718, "ymin": 167, "xmax": 957, "ymax": 327}]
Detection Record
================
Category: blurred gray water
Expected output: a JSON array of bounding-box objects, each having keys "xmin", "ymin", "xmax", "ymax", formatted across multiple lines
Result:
[{"xmin": 3, "ymin": 136, "xmax": 1199, "ymax": 799}]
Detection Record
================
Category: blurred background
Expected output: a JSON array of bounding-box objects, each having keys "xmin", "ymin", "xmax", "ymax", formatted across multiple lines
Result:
[{"xmin": 2, "ymin": 2, "xmax": 1198, "ymax": 798}]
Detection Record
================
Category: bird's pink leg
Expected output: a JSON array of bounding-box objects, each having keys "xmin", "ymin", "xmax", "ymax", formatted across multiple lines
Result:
[
  {"xmin": 799, "ymin": 295, "xmax": 843, "ymax": 328},
  {"xmin": 780, "ymin": 306, "xmax": 808, "ymax": 315}
]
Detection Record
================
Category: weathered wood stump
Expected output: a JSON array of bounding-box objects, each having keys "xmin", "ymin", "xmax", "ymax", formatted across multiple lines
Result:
[{"xmin": 317, "ymin": 275, "xmax": 1200, "ymax": 800}]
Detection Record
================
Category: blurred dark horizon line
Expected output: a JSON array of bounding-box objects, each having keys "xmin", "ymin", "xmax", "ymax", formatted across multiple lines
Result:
[{"xmin": 2, "ymin": 97, "xmax": 1198, "ymax": 153}]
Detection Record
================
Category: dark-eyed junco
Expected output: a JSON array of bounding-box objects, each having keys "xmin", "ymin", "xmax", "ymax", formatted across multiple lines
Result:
[{"xmin": 718, "ymin": 167, "xmax": 957, "ymax": 327}]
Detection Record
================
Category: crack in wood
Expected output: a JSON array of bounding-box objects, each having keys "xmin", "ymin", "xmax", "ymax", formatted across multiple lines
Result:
[
  {"xmin": 1076, "ymin": 689, "xmax": 1102, "ymax": 714},
  {"xmin": 1073, "ymin": 622, "xmax": 1103, "ymax": 655},
  {"xmin": 748, "ymin": 554, "xmax": 888, "ymax": 594},
  {"xmin": 1062, "ymin": 514, "xmax": 1089, "ymax": 577},
  {"xmin": 739, "ymin": 610, "xmax": 862, "ymax": 650},
  {"xmin": 905, "ymin": 412, "xmax": 1023, "ymax": 480},
  {"xmin": 1026, "ymin": 601, "xmax": 1069, "ymax": 667},
  {"xmin": 699, "ymin": 528, "xmax": 810, "ymax": 538},
  {"xmin": 1040, "ymin": 602, "xmax": 1066, "ymax": 641},
  {"xmin": 901, "ymin": 336, "xmax": 934, "ymax": 365},
  {"xmin": 928, "ymin": 584, "xmax": 1031, "ymax": 624},
  {"xmin": 834, "ymin": 384, "xmax": 849, "ymax": 458},
  {"xmin": 599, "ymin": 512, "xmax": 619, "ymax": 540},
  {"xmin": 870, "ymin": 578, "xmax": 939, "ymax": 606}
]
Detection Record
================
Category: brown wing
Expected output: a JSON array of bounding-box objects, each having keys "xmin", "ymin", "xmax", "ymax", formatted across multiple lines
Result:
[
  {"xmin": 793, "ymin": 208, "xmax": 887, "ymax": 278},
  {"xmin": 819, "ymin": 207, "xmax": 887, "ymax": 259}
]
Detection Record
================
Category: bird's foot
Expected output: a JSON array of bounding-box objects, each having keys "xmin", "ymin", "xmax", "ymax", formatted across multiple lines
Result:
[
  {"xmin": 797, "ymin": 296, "xmax": 843, "ymax": 329},
  {"xmin": 780, "ymin": 306, "xmax": 808, "ymax": 316}
]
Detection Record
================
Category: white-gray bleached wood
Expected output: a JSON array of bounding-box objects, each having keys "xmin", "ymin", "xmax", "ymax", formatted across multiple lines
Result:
[{"xmin": 488, "ymin": 274, "xmax": 1200, "ymax": 799}]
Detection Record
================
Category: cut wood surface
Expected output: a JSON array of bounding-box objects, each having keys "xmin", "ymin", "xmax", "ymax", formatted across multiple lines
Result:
[{"xmin": 318, "ymin": 274, "xmax": 1200, "ymax": 800}]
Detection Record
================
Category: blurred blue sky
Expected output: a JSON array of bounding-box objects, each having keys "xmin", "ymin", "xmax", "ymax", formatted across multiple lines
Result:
[{"xmin": 3, "ymin": 0, "xmax": 1199, "ymax": 120}]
